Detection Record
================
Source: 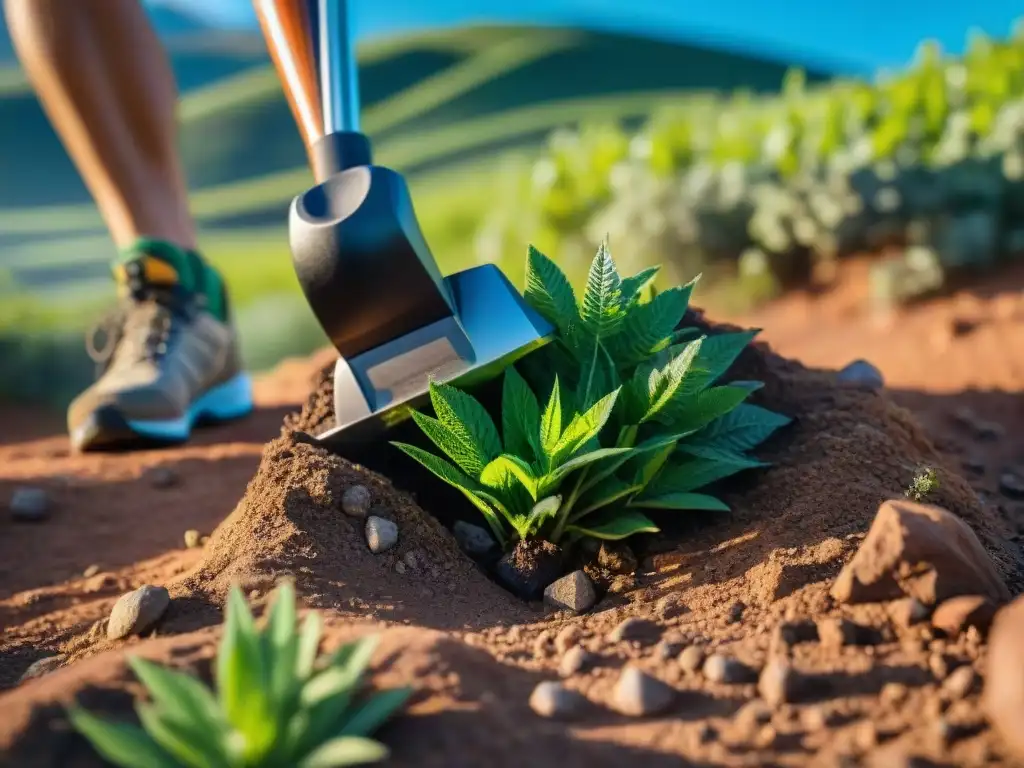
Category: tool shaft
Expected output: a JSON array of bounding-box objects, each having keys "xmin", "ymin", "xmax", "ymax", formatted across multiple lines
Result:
[{"xmin": 319, "ymin": 0, "xmax": 360, "ymax": 133}]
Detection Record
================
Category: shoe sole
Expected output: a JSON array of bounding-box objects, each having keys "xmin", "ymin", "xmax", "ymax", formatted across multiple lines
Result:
[{"xmin": 71, "ymin": 373, "xmax": 254, "ymax": 452}]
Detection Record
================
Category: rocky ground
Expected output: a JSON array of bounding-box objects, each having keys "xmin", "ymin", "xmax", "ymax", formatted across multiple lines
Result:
[{"xmin": 3, "ymin": 259, "xmax": 1024, "ymax": 767}]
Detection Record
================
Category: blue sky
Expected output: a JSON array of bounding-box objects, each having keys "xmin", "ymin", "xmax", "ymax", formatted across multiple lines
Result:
[{"xmin": 151, "ymin": 0, "xmax": 1022, "ymax": 74}]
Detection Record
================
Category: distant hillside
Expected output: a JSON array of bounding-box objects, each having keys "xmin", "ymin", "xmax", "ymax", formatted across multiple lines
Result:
[{"xmin": 0, "ymin": 23, "xmax": 831, "ymax": 217}]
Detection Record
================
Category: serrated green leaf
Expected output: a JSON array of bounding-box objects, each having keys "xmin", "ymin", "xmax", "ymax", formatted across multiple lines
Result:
[
  {"xmin": 338, "ymin": 687, "xmax": 413, "ymax": 738},
  {"xmin": 579, "ymin": 431, "xmax": 689, "ymax": 494},
  {"xmin": 524, "ymin": 245, "xmax": 579, "ymax": 334},
  {"xmin": 502, "ymin": 367, "xmax": 542, "ymax": 461},
  {"xmin": 675, "ymin": 330, "xmax": 759, "ymax": 395},
  {"xmin": 298, "ymin": 736, "xmax": 389, "ymax": 767},
  {"xmin": 629, "ymin": 492, "xmax": 731, "ymax": 511},
  {"xmin": 575, "ymin": 339, "xmax": 621, "ymax": 410},
  {"xmin": 67, "ymin": 706, "xmax": 180, "ymax": 768},
  {"xmin": 135, "ymin": 703, "xmax": 226, "ymax": 768},
  {"xmin": 565, "ymin": 510, "xmax": 659, "ymax": 541},
  {"xmin": 392, "ymin": 442, "xmax": 508, "ymax": 544},
  {"xmin": 410, "ymin": 412, "xmax": 486, "ymax": 478},
  {"xmin": 480, "ymin": 454, "xmax": 539, "ymax": 500},
  {"xmin": 677, "ymin": 443, "xmax": 770, "ymax": 465},
  {"xmin": 634, "ymin": 442, "xmax": 676, "ymax": 489},
  {"xmin": 609, "ymin": 277, "xmax": 697, "ymax": 367},
  {"xmin": 619, "ymin": 265, "xmax": 661, "ymax": 306},
  {"xmin": 642, "ymin": 337, "xmax": 705, "ymax": 423},
  {"xmin": 580, "ymin": 240, "xmax": 625, "ymax": 337},
  {"xmin": 660, "ymin": 385, "xmax": 753, "ymax": 432},
  {"xmin": 428, "ymin": 382, "xmax": 502, "ymax": 469},
  {"xmin": 552, "ymin": 388, "xmax": 620, "ymax": 464},
  {"xmin": 540, "ymin": 377, "xmax": 563, "ymax": 461},
  {"xmin": 643, "ymin": 454, "xmax": 765, "ymax": 496}
]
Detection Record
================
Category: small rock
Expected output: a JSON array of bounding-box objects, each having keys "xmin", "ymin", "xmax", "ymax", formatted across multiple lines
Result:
[
  {"xmin": 890, "ymin": 597, "xmax": 931, "ymax": 629},
  {"xmin": 929, "ymin": 653, "xmax": 949, "ymax": 680},
  {"xmin": 200, "ymin": 535, "xmax": 210, "ymax": 546},
  {"xmin": 655, "ymin": 593, "xmax": 688, "ymax": 620},
  {"xmin": 985, "ymin": 595, "xmax": 1024, "ymax": 759},
  {"xmin": 962, "ymin": 456, "xmax": 986, "ymax": 475},
  {"xmin": 529, "ymin": 681, "xmax": 584, "ymax": 719},
  {"xmin": 612, "ymin": 666, "xmax": 675, "ymax": 716},
  {"xmin": 597, "ymin": 541, "xmax": 637, "ymax": 574},
  {"xmin": 183, "ymin": 529, "xmax": 201, "ymax": 549},
  {"xmin": 365, "ymin": 516, "xmax": 398, "ymax": 553},
  {"xmin": 19, "ymin": 655, "xmax": 64, "ymax": 684},
  {"xmin": 403, "ymin": 550, "xmax": 421, "ymax": 570},
  {"xmin": 107, "ymin": 585, "xmax": 170, "ymax": 640},
  {"xmin": 10, "ymin": 487, "xmax": 49, "ymax": 522},
  {"xmin": 607, "ymin": 617, "xmax": 661, "ymax": 645},
  {"xmin": 837, "ymin": 359, "xmax": 884, "ymax": 389},
  {"xmin": 932, "ymin": 594, "xmax": 997, "ymax": 638},
  {"xmin": 495, "ymin": 540, "xmax": 564, "ymax": 601},
  {"xmin": 880, "ymin": 682, "xmax": 908, "ymax": 706},
  {"xmin": 678, "ymin": 645, "xmax": 706, "ymax": 675},
  {"xmin": 735, "ymin": 699, "xmax": 772, "ymax": 728},
  {"xmin": 394, "ymin": 561, "xmax": 406, "ymax": 575},
  {"xmin": 148, "ymin": 467, "xmax": 179, "ymax": 489},
  {"xmin": 976, "ymin": 421, "xmax": 1005, "ymax": 441},
  {"xmin": 559, "ymin": 645, "xmax": 595, "ymax": 677},
  {"xmin": 817, "ymin": 617, "xmax": 882, "ymax": 648},
  {"xmin": 452, "ymin": 520, "xmax": 497, "ymax": 557},
  {"xmin": 802, "ymin": 706, "xmax": 831, "ymax": 731},
  {"xmin": 830, "ymin": 499, "xmax": 1011, "ymax": 606},
  {"xmin": 82, "ymin": 564, "xmax": 100, "ymax": 579},
  {"xmin": 726, "ymin": 601, "xmax": 745, "ymax": 624},
  {"xmin": 758, "ymin": 657, "xmax": 811, "ymax": 707},
  {"xmin": 544, "ymin": 570, "xmax": 597, "ymax": 614},
  {"xmin": 703, "ymin": 654, "xmax": 757, "ymax": 684},
  {"xmin": 655, "ymin": 638, "xmax": 684, "ymax": 661},
  {"xmin": 942, "ymin": 666, "xmax": 977, "ymax": 699},
  {"xmin": 341, "ymin": 484, "xmax": 372, "ymax": 517},
  {"xmin": 554, "ymin": 624, "xmax": 581, "ymax": 655},
  {"xmin": 999, "ymin": 472, "xmax": 1024, "ymax": 500}
]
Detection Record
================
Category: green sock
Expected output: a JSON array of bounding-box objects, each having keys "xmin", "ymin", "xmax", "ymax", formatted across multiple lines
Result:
[{"xmin": 114, "ymin": 238, "xmax": 228, "ymax": 322}]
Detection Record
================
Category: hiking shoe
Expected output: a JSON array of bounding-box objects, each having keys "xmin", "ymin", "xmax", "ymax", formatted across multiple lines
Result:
[{"xmin": 68, "ymin": 246, "xmax": 253, "ymax": 451}]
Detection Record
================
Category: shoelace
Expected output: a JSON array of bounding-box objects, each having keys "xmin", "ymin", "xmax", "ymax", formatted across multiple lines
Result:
[{"xmin": 84, "ymin": 283, "xmax": 191, "ymax": 375}]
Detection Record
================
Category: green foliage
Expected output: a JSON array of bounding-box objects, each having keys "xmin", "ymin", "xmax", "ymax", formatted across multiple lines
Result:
[
  {"xmin": 477, "ymin": 22, "xmax": 1024, "ymax": 309},
  {"xmin": 905, "ymin": 466, "xmax": 940, "ymax": 502},
  {"xmin": 67, "ymin": 583, "xmax": 410, "ymax": 768},
  {"xmin": 394, "ymin": 242, "xmax": 790, "ymax": 549}
]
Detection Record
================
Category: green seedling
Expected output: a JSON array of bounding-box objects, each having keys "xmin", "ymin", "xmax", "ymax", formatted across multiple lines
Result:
[
  {"xmin": 394, "ymin": 242, "xmax": 791, "ymax": 549},
  {"xmin": 68, "ymin": 582, "xmax": 410, "ymax": 768},
  {"xmin": 906, "ymin": 466, "xmax": 940, "ymax": 502}
]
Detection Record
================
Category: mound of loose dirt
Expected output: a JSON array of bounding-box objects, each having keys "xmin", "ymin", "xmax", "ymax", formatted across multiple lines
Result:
[{"xmin": 4, "ymin": 309, "xmax": 1023, "ymax": 766}]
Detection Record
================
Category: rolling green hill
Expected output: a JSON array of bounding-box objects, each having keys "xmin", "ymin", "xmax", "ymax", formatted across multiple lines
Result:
[{"xmin": 0, "ymin": 22, "xmax": 831, "ymax": 406}]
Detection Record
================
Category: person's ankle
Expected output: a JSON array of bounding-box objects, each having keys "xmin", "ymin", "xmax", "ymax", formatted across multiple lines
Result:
[{"xmin": 114, "ymin": 238, "xmax": 230, "ymax": 322}]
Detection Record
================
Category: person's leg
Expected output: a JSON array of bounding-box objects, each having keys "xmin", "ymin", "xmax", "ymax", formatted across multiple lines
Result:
[{"xmin": 4, "ymin": 0, "xmax": 252, "ymax": 451}]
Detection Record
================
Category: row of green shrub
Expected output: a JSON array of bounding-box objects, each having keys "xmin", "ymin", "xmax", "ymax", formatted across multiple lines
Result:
[{"xmin": 476, "ymin": 23, "xmax": 1024, "ymax": 308}]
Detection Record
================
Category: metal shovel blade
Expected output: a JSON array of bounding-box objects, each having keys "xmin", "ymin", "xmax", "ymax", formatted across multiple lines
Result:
[{"xmin": 314, "ymin": 262, "xmax": 553, "ymax": 450}]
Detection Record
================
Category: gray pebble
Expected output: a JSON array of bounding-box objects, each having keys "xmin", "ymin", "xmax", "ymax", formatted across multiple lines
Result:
[
  {"xmin": 655, "ymin": 593, "xmax": 688, "ymax": 620},
  {"xmin": 10, "ymin": 487, "xmax": 49, "ymax": 522},
  {"xmin": 703, "ymin": 653, "xmax": 757, "ymax": 684},
  {"xmin": 544, "ymin": 570, "xmax": 597, "ymax": 614},
  {"xmin": 726, "ymin": 601, "xmax": 745, "ymax": 623},
  {"xmin": 529, "ymin": 681, "xmax": 584, "ymax": 719},
  {"xmin": 183, "ymin": 529, "xmax": 201, "ymax": 549},
  {"xmin": 612, "ymin": 666, "xmax": 675, "ymax": 716},
  {"xmin": 607, "ymin": 616, "xmax": 661, "ymax": 645},
  {"xmin": 678, "ymin": 645, "xmax": 706, "ymax": 674},
  {"xmin": 19, "ymin": 655, "xmax": 65, "ymax": 684},
  {"xmin": 758, "ymin": 657, "xmax": 811, "ymax": 707},
  {"xmin": 149, "ymin": 467, "xmax": 179, "ymax": 489},
  {"xmin": 365, "ymin": 516, "xmax": 398, "ymax": 553},
  {"xmin": 942, "ymin": 665, "xmax": 977, "ymax": 699},
  {"xmin": 107, "ymin": 585, "xmax": 170, "ymax": 640},
  {"xmin": 999, "ymin": 472, "xmax": 1024, "ymax": 500},
  {"xmin": 82, "ymin": 564, "xmax": 101, "ymax": 579},
  {"xmin": 837, "ymin": 359, "xmax": 884, "ymax": 389},
  {"xmin": 342, "ymin": 485, "xmax": 372, "ymax": 517},
  {"xmin": 558, "ymin": 645, "xmax": 595, "ymax": 677},
  {"xmin": 452, "ymin": 520, "xmax": 497, "ymax": 557}
]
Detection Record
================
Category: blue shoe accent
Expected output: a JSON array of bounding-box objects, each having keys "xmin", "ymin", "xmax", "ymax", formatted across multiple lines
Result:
[{"xmin": 126, "ymin": 373, "xmax": 254, "ymax": 441}]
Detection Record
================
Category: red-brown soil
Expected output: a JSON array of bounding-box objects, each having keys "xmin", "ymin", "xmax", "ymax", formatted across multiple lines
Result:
[{"xmin": 2, "ymin": 259, "xmax": 1024, "ymax": 767}]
